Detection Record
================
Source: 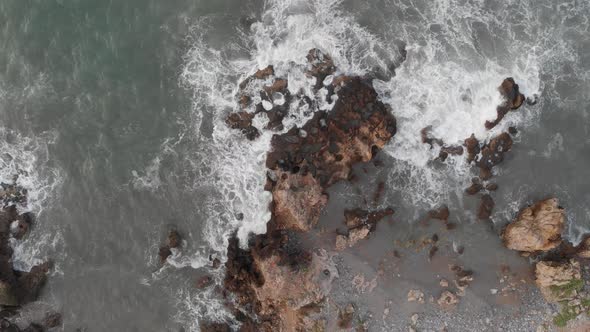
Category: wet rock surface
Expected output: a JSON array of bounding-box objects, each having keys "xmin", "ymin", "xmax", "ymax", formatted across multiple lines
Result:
[
  {"xmin": 502, "ymin": 198, "xmax": 564, "ymax": 252},
  {"xmin": 485, "ymin": 78, "xmax": 525, "ymax": 129},
  {"xmin": 222, "ymin": 50, "xmax": 396, "ymax": 331}
]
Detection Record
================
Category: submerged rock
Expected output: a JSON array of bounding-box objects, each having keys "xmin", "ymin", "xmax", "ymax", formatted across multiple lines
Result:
[{"xmin": 502, "ymin": 198, "xmax": 565, "ymax": 252}]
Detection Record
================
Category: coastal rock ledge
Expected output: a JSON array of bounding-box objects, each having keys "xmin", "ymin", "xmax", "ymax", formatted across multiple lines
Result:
[{"xmin": 219, "ymin": 50, "xmax": 396, "ymax": 331}]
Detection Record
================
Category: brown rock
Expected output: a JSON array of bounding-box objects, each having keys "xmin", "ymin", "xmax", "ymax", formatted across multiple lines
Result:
[
  {"xmin": 225, "ymin": 112, "xmax": 260, "ymax": 141},
  {"xmin": 485, "ymin": 78, "xmax": 525, "ymax": 129},
  {"xmin": 428, "ymin": 206, "xmax": 450, "ymax": 221},
  {"xmin": 306, "ymin": 48, "xmax": 335, "ymax": 85},
  {"xmin": 255, "ymin": 65, "xmax": 275, "ymax": 79},
  {"xmin": 477, "ymin": 133, "xmax": 513, "ymax": 170},
  {"xmin": 502, "ymin": 198, "xmax": 565, "ymax": 252},
  {"xmin": 478, "ymin": 194, "xmax": 495, "ymax": 220},
  {"xmin": 485, "ymin": 183, "xmax": 498, "ymax": 191},
  {"xmin": 437, "ymin": 290, "xmax": 459, "ymax": 308},
  {"xmin": 335, "ymin": 234, "xmax": 348, "ymax": 251},
  {"xmin": 344, "ymin": 208, "xmax": 394, "ymax": 230},
  {"xmin": 464, "ymin": 134, "xmax": 480, "ymax": 163},
  {"xmin": 272, "ymin": 171, "xmax": 327, "ymax": 232},
  {"xmin": 535, "ymin": 259, "xmax": 581, "ymax": 302},
  {"xmin": 222, "ymin": 53, "xmax": 396, "ymax": 331},
  {"xmin": 465, "ymin": 183, "xmax": 483, "ymax": 195}
]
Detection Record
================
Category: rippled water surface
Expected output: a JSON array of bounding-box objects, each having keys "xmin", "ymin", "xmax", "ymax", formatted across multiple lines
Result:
[{"xmin": 0, "ymin": 0, "xmax": 588, "ymax": 330}]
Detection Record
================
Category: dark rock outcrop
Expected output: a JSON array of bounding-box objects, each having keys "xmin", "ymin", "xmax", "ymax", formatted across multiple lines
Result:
[
  {"xmin": 485, "ymin": 78, "xmax": 525, "ymax": 129},
  {"xmin": 222, "ymin": 51, "xmax": 396, "ymax": 331}
]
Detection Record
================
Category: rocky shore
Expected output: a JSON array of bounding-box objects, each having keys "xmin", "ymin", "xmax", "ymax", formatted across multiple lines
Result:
[
  {"xmin": 0, "ymin": 181, "xmax": 60, "ymax": 331},
  {"xmin": 204, "ymin": 49, "xmax": 590, "ymax": 331}
]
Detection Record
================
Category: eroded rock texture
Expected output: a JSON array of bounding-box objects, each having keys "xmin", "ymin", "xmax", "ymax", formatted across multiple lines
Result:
[
  {"xmin": 535, "ymin": 259, "xmax": 581, "ymax": 303},
  {"xmin": 502, "ymin": 198, "xmax": 565, "ymax": 252},
  {"xmin": 222, "ymin": 50, "xmax": 396, "ymax": 331}
]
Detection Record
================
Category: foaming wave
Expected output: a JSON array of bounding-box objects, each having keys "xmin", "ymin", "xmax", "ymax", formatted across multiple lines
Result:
[
  {"xmin": 180, "ymin": 0, "xmax": 399, "ymax": 252},
  {"xmin": 373, "ymin": 0, "xmax": 587, "ymax": 207},
  {"xmin": 0, "ymin": 127, "xmax": 63, "ymax": 272}
]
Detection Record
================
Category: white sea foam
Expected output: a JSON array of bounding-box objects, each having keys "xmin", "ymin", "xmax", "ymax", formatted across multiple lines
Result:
[{"xmin": 373, "ymin": 0, "xmax": 587, "ymax": 208}]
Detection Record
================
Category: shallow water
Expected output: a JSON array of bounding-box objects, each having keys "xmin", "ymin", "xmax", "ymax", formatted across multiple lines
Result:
[{"xmin": 0, "ymin": 0, "xmax": 589, "ymax": 331}]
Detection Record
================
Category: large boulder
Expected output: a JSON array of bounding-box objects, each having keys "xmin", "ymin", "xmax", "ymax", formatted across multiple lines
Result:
[
  {"xmin": 502, "ymin": 198, "xmax": 565, "ymax": 252},
  {"xmin": 535, "ymin": 260, "xmax": 582, "ymax": 303}
]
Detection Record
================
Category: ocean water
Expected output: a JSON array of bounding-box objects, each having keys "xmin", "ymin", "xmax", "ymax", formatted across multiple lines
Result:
[{"xmin": 0, "ymin": 0, "xmax": 588, "ymax": 331}]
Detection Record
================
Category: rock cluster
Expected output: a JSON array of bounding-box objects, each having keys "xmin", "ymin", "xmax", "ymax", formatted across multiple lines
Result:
[
  {"xmin": 0, "ymin": 208, "xmax": 51, "ymax": 308},
  {"xmin": 336, "ymin": 208, "xmax": 394, "ymax": 250},
  {"xmin": 221, "ymin": 50, "xmax": 397, "ymax": 331},
  {"xmin": 0, "ymin": 182, "xmax": 58, "ymax": 331}
]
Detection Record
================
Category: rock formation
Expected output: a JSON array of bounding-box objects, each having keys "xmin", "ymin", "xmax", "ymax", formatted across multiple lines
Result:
[
  {"xmin": 222, "ymin": 50, "xmax": 396, "ymax": 331},
  {"xmin": 535, "ymin": 259, "xmax": 582, "ymax": 303},
  {"xmin": 485, "ymin": 78, "xmax": 525, "ymax": 129},
  {"xmin": 502, "ymin": 198, "xmax": 565, "ymax": 252},
  {"xmin": 336, "ymin": 208, "xmax": 394, "ymax": 250}
]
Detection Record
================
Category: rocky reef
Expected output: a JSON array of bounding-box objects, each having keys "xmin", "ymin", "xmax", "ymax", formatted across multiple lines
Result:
[
  {"xmin": 209, "ymin": 47, "xmax": 590, "ymax": 331},
  {"xmin": 220, "ymin": 49, "xmax": 396, "ymax": 331}
]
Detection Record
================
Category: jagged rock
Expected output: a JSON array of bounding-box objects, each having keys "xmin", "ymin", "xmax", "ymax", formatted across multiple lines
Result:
[
  {"xmin": 476, "ymin": 133, "xmax": 513, "ymax": 172},
  {"xmin": 464, "ymin": 134, "xmax": 480, "ymax": 164},
  {"xmin": 535, "ymin": 260, "xmax": 581, "ymax": 303},
  {"xmin": 485, "ymin": 78, "xmax": 525, "ymax": 129},
  {"xmin": 477, "ymin": 194, "xmax": 495, "ymax": 220},
  {"xmin": 335, "ymin": 234, "xmax": 348, "ymax": 251},
  {"xmin": 503, "ymin": 198, "xmax": 565, "ymax": 252},
  {"xmin": 271, "ymin": 171, "xmax": 327, "ymax": 232},
  {"xmin": 306, "ymin": 48, "xmax": 336, "ymax": 87},
  {"xmin": 225, "ymin": 112, "xmax": 260, "ymax": 141},
  {"xmin": 223, "ymin": 52, "xmax": 397, "ymax": 331}
]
